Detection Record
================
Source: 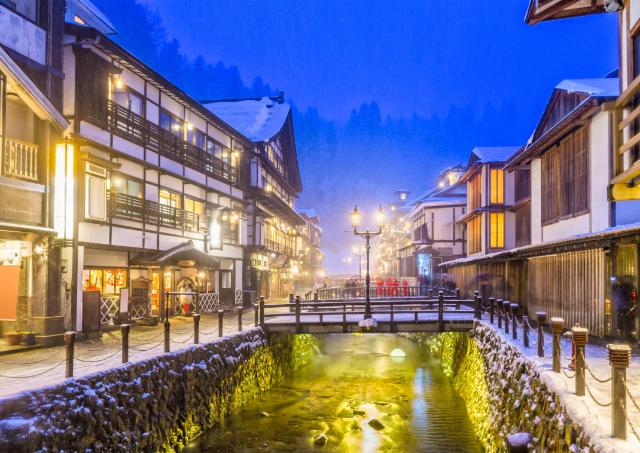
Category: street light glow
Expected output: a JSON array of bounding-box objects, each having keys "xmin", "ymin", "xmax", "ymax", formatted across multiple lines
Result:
[
  {"xmin": 375, "ymin": 205, "xmax": 385, "ymax": 226},
  {"xmin": 350, "ymin": 205, "xmax": 361, "ymax": 227}
]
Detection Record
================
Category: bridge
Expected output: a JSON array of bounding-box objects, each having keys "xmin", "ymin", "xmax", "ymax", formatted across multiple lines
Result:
[{"xmin": 256, "ymin": 292, "xmax": 481, "ymax": 334}]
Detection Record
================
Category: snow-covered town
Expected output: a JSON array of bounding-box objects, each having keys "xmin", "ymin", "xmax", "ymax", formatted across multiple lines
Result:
[{"xmin": 2, "ymin": 0, "xmax": 640, "ymax": 451}]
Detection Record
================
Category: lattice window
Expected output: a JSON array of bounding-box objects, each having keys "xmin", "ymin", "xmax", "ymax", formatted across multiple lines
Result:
[{"xmin": 100, "ymin": 295, "xmax": 120, "ymax": 325}]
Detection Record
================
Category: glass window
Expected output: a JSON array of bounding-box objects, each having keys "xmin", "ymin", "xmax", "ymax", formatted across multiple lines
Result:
[
  {"xmin": 467, "ymin": 216, "xmax": 481, "ymax": 254},
  {"xmin": 184, "ymin": 198, "xmax": 204, "ymax": 215},
  {"xmin": 490, "ymin": 169, "xmax": 504, "ymax": 204},
  {"xmin": 82, "ymin": 269, "xmax": 127, "ymax": 294},
  {"xmin": 113, "ymin": 85, "xmax": 144, "ymax": 116},
  {"xmin": 490, "ymin": 212, "xmax": 505, "ymax": 249},
  {"xmin": 187, "ymin": 128, "xmax": 205, "ymax": 149},
  {"xmin": 13, "ymin": 0, "xmax": 38, "ymax": 22},
  {"xmin": 159, "ymin": 189, "xmax": 181, "ymax": 208},
  {"xmin": 160, "ymin": 110, "xmax": 183, "ymax": 137},
  {"xmin": 111, "ymin": 174, "xmax": 142, "ymax": 198},
  {"xmin": 221, "ymin": 270, "xmax": 232, "ymax": 289}
]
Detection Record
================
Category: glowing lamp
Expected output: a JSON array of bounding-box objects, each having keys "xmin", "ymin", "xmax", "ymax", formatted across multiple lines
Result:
[
  {"xmin": 375, "ymin": 205, "xmax": 385, "ymax": 226},
  {"xmin": 350, "ymin": 205, "xmax": 361, "ymax": 228}
]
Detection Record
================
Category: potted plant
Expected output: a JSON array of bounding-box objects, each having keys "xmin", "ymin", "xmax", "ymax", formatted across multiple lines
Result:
[{"xmin": 4, "ymin": 331, "xmax": 23, "ymax": 346}]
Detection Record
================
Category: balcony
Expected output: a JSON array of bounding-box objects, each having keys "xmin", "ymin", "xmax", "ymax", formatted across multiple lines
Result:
[
  {"xmin": 264, "ymin": 238, "xmax": 295, "ymax": 256},
  {"xmin": 3, "ymin": 137, "xmax": 38, "ymax": 181},
  {"xmin": 109, "ymin": 192, "xmax": 208, "ymax": 233},
  {"xmin": 94, "ymin": 99, "xmax": 239, "ymax": 185},
  {"xmin": 610, "ymin": 77, "xmax": 640, "ymax": 200}
]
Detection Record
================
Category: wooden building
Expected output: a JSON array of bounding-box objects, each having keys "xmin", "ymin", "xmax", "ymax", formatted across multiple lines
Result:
[
  {"xmin": 62, "ymin": 7, "xmax": 251, "ymax": 332},
  {"xmin": 457, "ymin": 147, "xmax": 520, "ymax": 257},
  {"xmin": 399, "ymin": 165, "xmax": 467, "ymax": 286},
  {"xmin": 204, "ymin": 96, "xmax": 304, "ymax": 299},
  {"xmin": 296, "ymin": 209, "xmax": 324, "ymax": 290},
  {"xmin": 0, "ymin": 0, "xmax": 69, "ymax": 345}
]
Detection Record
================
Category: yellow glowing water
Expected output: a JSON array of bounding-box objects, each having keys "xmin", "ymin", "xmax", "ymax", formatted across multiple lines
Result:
[{"xmin": 189, "ymin": 334, "xmax": 481, "ymax": 452}]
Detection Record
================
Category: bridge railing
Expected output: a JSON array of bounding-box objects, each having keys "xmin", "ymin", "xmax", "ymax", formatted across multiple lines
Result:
[{"xmin": 314, "ymin": 286, "xmax": 460, "ymax": 300}]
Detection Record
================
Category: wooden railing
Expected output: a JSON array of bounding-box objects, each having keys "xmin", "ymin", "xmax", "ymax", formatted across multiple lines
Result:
[
  {"xmin": 615, "ymin": 75, "xmax": 640, "ymax": 164},
  {"xmin": 3, "ymin": 137, "xmax": 38, "ymax": 181},
  {"xmin": 109, "ymin": 192, "xmax": 208, "ymax": 233},
  {"xmin": 264, "ymin": 238, "xmax": 295, "ymax": 256},
  {"xmin": 100, "ymin": 99, "xmax": 239, "ymax": 185}
]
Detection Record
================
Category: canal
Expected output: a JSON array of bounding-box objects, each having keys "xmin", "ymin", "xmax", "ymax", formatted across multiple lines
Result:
[{"xmin": 187, "ymin": 334, "xmax": 481, "ymax": 452}]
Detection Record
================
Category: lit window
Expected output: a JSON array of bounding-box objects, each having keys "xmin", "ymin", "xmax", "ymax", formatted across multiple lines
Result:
[
  {"xmin": 85, "ymin": 163, "xmax": 107, "ymax": 221},
  {"xmin": 490, "ymin": 169, "xmax": 504, "ymax": 204},
  {"xmin": 490, "ymin": 212, "xmax": 505, "ymax": 249},
  {"xmin": 159, "ymin": 190, "xmax": 181, "ymax": 209}
]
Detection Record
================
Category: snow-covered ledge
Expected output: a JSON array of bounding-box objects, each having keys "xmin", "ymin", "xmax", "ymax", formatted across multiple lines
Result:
[
  {"xmin": 0, "ymin": 328, "xmax": 317, "ymax": 451},
  {"xmin": 409, "ymin": 323, "xmax": 622, "ymax": 452}
]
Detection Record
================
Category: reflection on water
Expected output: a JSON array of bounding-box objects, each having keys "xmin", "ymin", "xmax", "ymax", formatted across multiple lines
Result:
[{"xmin": 189, "ymin": 334, "xmax": 481, "ymax": 452}]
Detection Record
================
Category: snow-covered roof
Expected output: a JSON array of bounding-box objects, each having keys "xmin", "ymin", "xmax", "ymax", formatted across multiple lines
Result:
[
  {"xmin": 203, "ymin": 97, "xmax": 290, "ymax": 143},
  {"xmin": 555, "ymin": 78, "xmax": 620, "ymax": 98},
  {"xmin": 471, "ymin": 146, "xmax": 521, "ymax": 164},
  {"xmin": 65, "ymin": 0, "xmax": 116, "ymax": 35}
]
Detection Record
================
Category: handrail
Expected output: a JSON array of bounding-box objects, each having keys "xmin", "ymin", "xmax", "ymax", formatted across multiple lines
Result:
[{"xmin": 101, "ymin": 99, "xmax": 239, "ymax": 185}]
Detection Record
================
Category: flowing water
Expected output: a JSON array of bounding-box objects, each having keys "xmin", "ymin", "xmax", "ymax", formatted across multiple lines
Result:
[{"xmin": 188, "ymin": 334, "xmax": 481, "ymax": 452}]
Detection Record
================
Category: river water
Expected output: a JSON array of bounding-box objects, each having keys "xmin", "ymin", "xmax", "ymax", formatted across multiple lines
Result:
[{"xmin": 188, "ymin": 334, "xmax": 481, "ymax": 452}]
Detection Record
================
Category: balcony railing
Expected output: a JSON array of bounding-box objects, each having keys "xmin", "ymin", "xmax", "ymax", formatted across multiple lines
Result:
[
  {"xmin": 109, "ymin": 192, "xmax": 208, "ymax": 233},
  {"xmin": 3, "ymin": 137, "xmax": 38, "ymax": 181},
  {"xmin": 98, "ymin": 99, "xmax": 239, "ymax": 185},
  {"xmin": 615, "ymin": 76, "xmax": 640, "ymax": 177},
  {"xmin": 264, "ymin": 238, "xmax": 295, "ymax": 256}
]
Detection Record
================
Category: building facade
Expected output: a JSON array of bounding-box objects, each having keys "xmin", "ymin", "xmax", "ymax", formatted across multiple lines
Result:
[
  {"xmin": 0, "ymin": 0, "xmax": 69, "ymax": 345},
  {"xmin": 204, "ymin": 96, "xmax": 304, "ymax": 299},
  {"xmin": 296, "ymin": 209, "xmax": 324, "ymax": 291},
  {"xmin": 401, "ymin": 165, "xmax": 467, "ymax": 286},
  {"xmin": 61, "ymin": 13, "xmax": 252, "ymax": 332}
]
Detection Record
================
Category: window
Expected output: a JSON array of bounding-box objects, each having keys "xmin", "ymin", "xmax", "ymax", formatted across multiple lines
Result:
[
  {"xmin": 186, "ymin": 127, "xmax": 205, "ymax": 149},
  {"xmin": 468, "ymin": 173, "xmax": 481, "ymax": 211},
  {"xmin": 515, "ymin": 207, "xmax": 531, "ymax": 248},
  {"xmin": 85, "ymin": 163, "xmax": 107, "ymax": 221},
  {"xmin": 490, "ymin": 169, "xmax": 504, "ymax": 204},
  {"xmin": 490, "ymin": 212, "xmax": 505, "ymax": 249},
  {"xmin": 467, "ymin": 216, "xmax": 481, "ymax": 254},
  {"xmin": 159, "ymin": 189, "xmax": 181, "ymax": 209},
  {"xmin": 184, "ymin": 198, "xmax": 204, "ymax": 216},
  {"xmin": 220, "ymin": 270, "xmax": 232, "ymax": 289},
  {"xmin": 113, "ymin": 85, "xmax": 143, "ymax": 116},
  {"xmin": 4, "ymin": 0, "xmax": 38, "ymax": 22},
  {"xmin": 160, "ymin": 109, "xmax": 183, "ymax": 137},
  {"xmin": 209, "ymin": 210, "xmax": 222, "ymax": 249},
  {"xmin": 541, "ymin": 126, "xmax": 589, "ymax": 224},
  {"xmin": 111, "ymin": 174, "xmax": 142, "ymax": 198},
  {"xmin": 82, "ymin": 269, "xmax": 127, "ymax": 294}
]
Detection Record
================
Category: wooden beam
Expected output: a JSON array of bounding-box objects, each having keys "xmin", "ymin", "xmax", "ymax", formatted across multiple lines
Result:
[
  {"xmin": 619, "ymin": 130, "xmax": 640, "ymax": 155},
  {"xmin": 616, "ymin": 75, "xmax": 640, "ymax": 108},
  {"xmin": 618, "ymin": 103, "xmax": 640, "ymax": 131}
]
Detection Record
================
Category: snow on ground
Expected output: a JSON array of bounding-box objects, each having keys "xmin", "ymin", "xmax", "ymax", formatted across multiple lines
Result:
[
  {"xmin": 477, "ymin": 315, "xmax": 640, "ymax": 453},
  {"xmin": 0, "ymin": 308, "xmax": 271, "ymax": 399}
]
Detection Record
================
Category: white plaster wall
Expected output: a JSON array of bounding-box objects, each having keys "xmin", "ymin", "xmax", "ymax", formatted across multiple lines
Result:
[
  {"xmin": 530, "ymin": 159, "xmax": 543, "ymax": 245},
  {"xmin": 185, "ymin": 111, "xmax": 206, "ymax": 132},
  {"xmin": 111, "ymin": 227, "xmax": 143, "ymax": 248},
  {"xmin": 84, "ymin": 249, "xmax": 128, "ymax": 267},
  {"xmin": 62, "ymin": 45, "xmax": 76, "ymax": 116},
  {"xmin": 160, "ymin": 174, "xmax": 183, "ymax": 192},
  {"xmin": 589, "ymin": 111, "xmax": 611, "ymax": 232},
  {"xmin": 631, "ymin": 0, "xmax": 640, "ymax": 32},
  {"xmin": 235, "ymin": 260, "xmax": 243, "ymax": 291},
  {"xmin": 207, "ymin": 177, "xmax": 232, "ymax": 194},
  {"xmin": 78, "ymin": 222, "xmax": 109, "ymax": 244},
  {"xmin": 207, "ymin": 125, "xmax": 232, "ymax": 148},
  {"xmin": 146, "ymin": 85, "xmax": 159, "ymax": 104},
  {"xmin": 542, "ymin": 213, "xmax": 590, "ymax": 242},
  {"xmin": 145, "ymin": 183, "xmax": 158, "ymax": 202},
  {"xmin": 146, "ymin": 101, "xmax": 159, "ymax": 124},
  {"xmin": 80, "ymin": 122, "xmax": 110, "ymax": 147},
  {"xmin": 121, "ymin": 69, "xmax": 145, "ymax": 96},
  {"xmin": 160, "ymin": 93, "xmax": 182, "ymax": 118},
  {"xmin": 119, "ymin": 158, "xmax": 144, "ymax": 179}
]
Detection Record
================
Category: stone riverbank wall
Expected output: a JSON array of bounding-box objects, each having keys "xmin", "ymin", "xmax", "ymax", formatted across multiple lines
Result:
[
  {"xmin": 0, "ymin": 328, "xmax": 317, "ymax": 452},
  {"xmin": 410, "ymin": 323, "xmax": 597, "ymax": 452}
]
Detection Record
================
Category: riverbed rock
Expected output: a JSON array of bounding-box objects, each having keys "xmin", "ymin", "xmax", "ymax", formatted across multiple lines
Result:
[
  {"xmin": 368, "ymin": 419, "xmax": 385, "ymax": 430},
  {"xmin": 313, "ymin": 433, "xmax": 328, "ymax": 446},
  {"xmin": 260, "ymin": 411, "xmax": 271, "ymax": 417},
  {"xmin": 352, "ymin": 409, "xmax": 365, "ymax": 416}
]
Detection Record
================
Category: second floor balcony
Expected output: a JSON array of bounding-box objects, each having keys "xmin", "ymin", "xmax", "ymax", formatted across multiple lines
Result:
[
  {"xmin": 108, "ymin": 192, "xmax": 208, "ymax": 233},
  {"xmin": 90, "ymin": 99, "xmax": 239, "ymax": 186},
  {"xmin": 2, "ymin": 136, "xmax": 38, "ymax": 181}
]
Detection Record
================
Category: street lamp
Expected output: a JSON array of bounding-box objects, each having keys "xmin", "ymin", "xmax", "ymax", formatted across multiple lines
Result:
[{"xmin": 350, "ymin": 204, "xmax": 384, "ymax": 319}]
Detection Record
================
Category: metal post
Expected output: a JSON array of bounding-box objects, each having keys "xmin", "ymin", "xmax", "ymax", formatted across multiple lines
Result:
[
  {"xmin": 364, "ymin": 233, "xmax": 371, "ymax": 319},
  {"xmin": 456, "ymin": 288, "xmax": 461, "ymax": 299},
  {"xmin": 164, "ymin": 317, "xmax": 170, "ymax": 353},
  {"xmin": 609, "ymin": 343, "xmax": 631, "ymax": 439},
  {"xmin": 510, "ymin": 303, "xmax": 519, "ymax": 340},
  {"xmin": 523, "ymin": 316, "xmax": 529, "ymax": 348},
  {"xmin": 551, "ymin": 317, "xmax": 564, "ymax": 373},
  {"xmin": 314, "ymin": 291, "xmax": 318, "ymax": 302},
  {"xmin": 342, "ymin": 303, "xmax": 347, "ymax": 333},
  {"xmin": 194, "ymin": 292, "xmax": 199, "ymax": 315},
  {"xmin": 289, "ymin": 293, "xmax": 294, "ymax": 313},
  {"xmin": 295, "ymin": 296, "xmax": 302, "ymax": 333},
  {"xmin": 237, "ymin": 307, "xmax": 243, "ymax": 331},
  {"xmin": 64, "ymin": 331, "xmax": 76, "ymax": 378},
  {"xmin": 572, "ymin": 326, "xmax": 588, "ymax": 397},
  {"xmin": 259, "ymin": 296, "xmax": 265, "ymax": 327},
  {"xmin": 254, "ymin": 301, "xmax": 259, "ymax": 327},
  {"xmin": 536, "ymin": 311, "xmax": 546, "ymax": 358},
  {"xmin": 218, "ymin": 309, "xmax": 224, "ymax": 337},
  {"xmin": 473, "ymin": 290, "xmax": 479, "ymax": 313},
  {"xmin": 121, "ymin": 324, "xmax": 130, "ymax": 363},
  {"xmin": 497, "ymin": 299, "xmax": 503, "ymax": 328},
  {"xmin": 390, "ymin": 303, "xmax": 395, "ymax": 332},
  {"xmin": 193, "ymin": 313, "xmax": 200, "ymax": 345},
  {"xmin": 438, "ymin": 291, "xmax": 444, "ymax": 332},
  {"xmin": 489, "ymin": 297, "xmax": 495, "ymax": 324}
]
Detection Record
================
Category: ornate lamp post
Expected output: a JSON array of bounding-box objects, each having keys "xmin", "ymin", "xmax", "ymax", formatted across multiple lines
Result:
[
  {"xmin": 350, "ymin": 205, "xmax": 385, "ymax": 319},
  {"xmin": 352, "ymin": 245, "xmax": 365, "ymax": 283}
]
